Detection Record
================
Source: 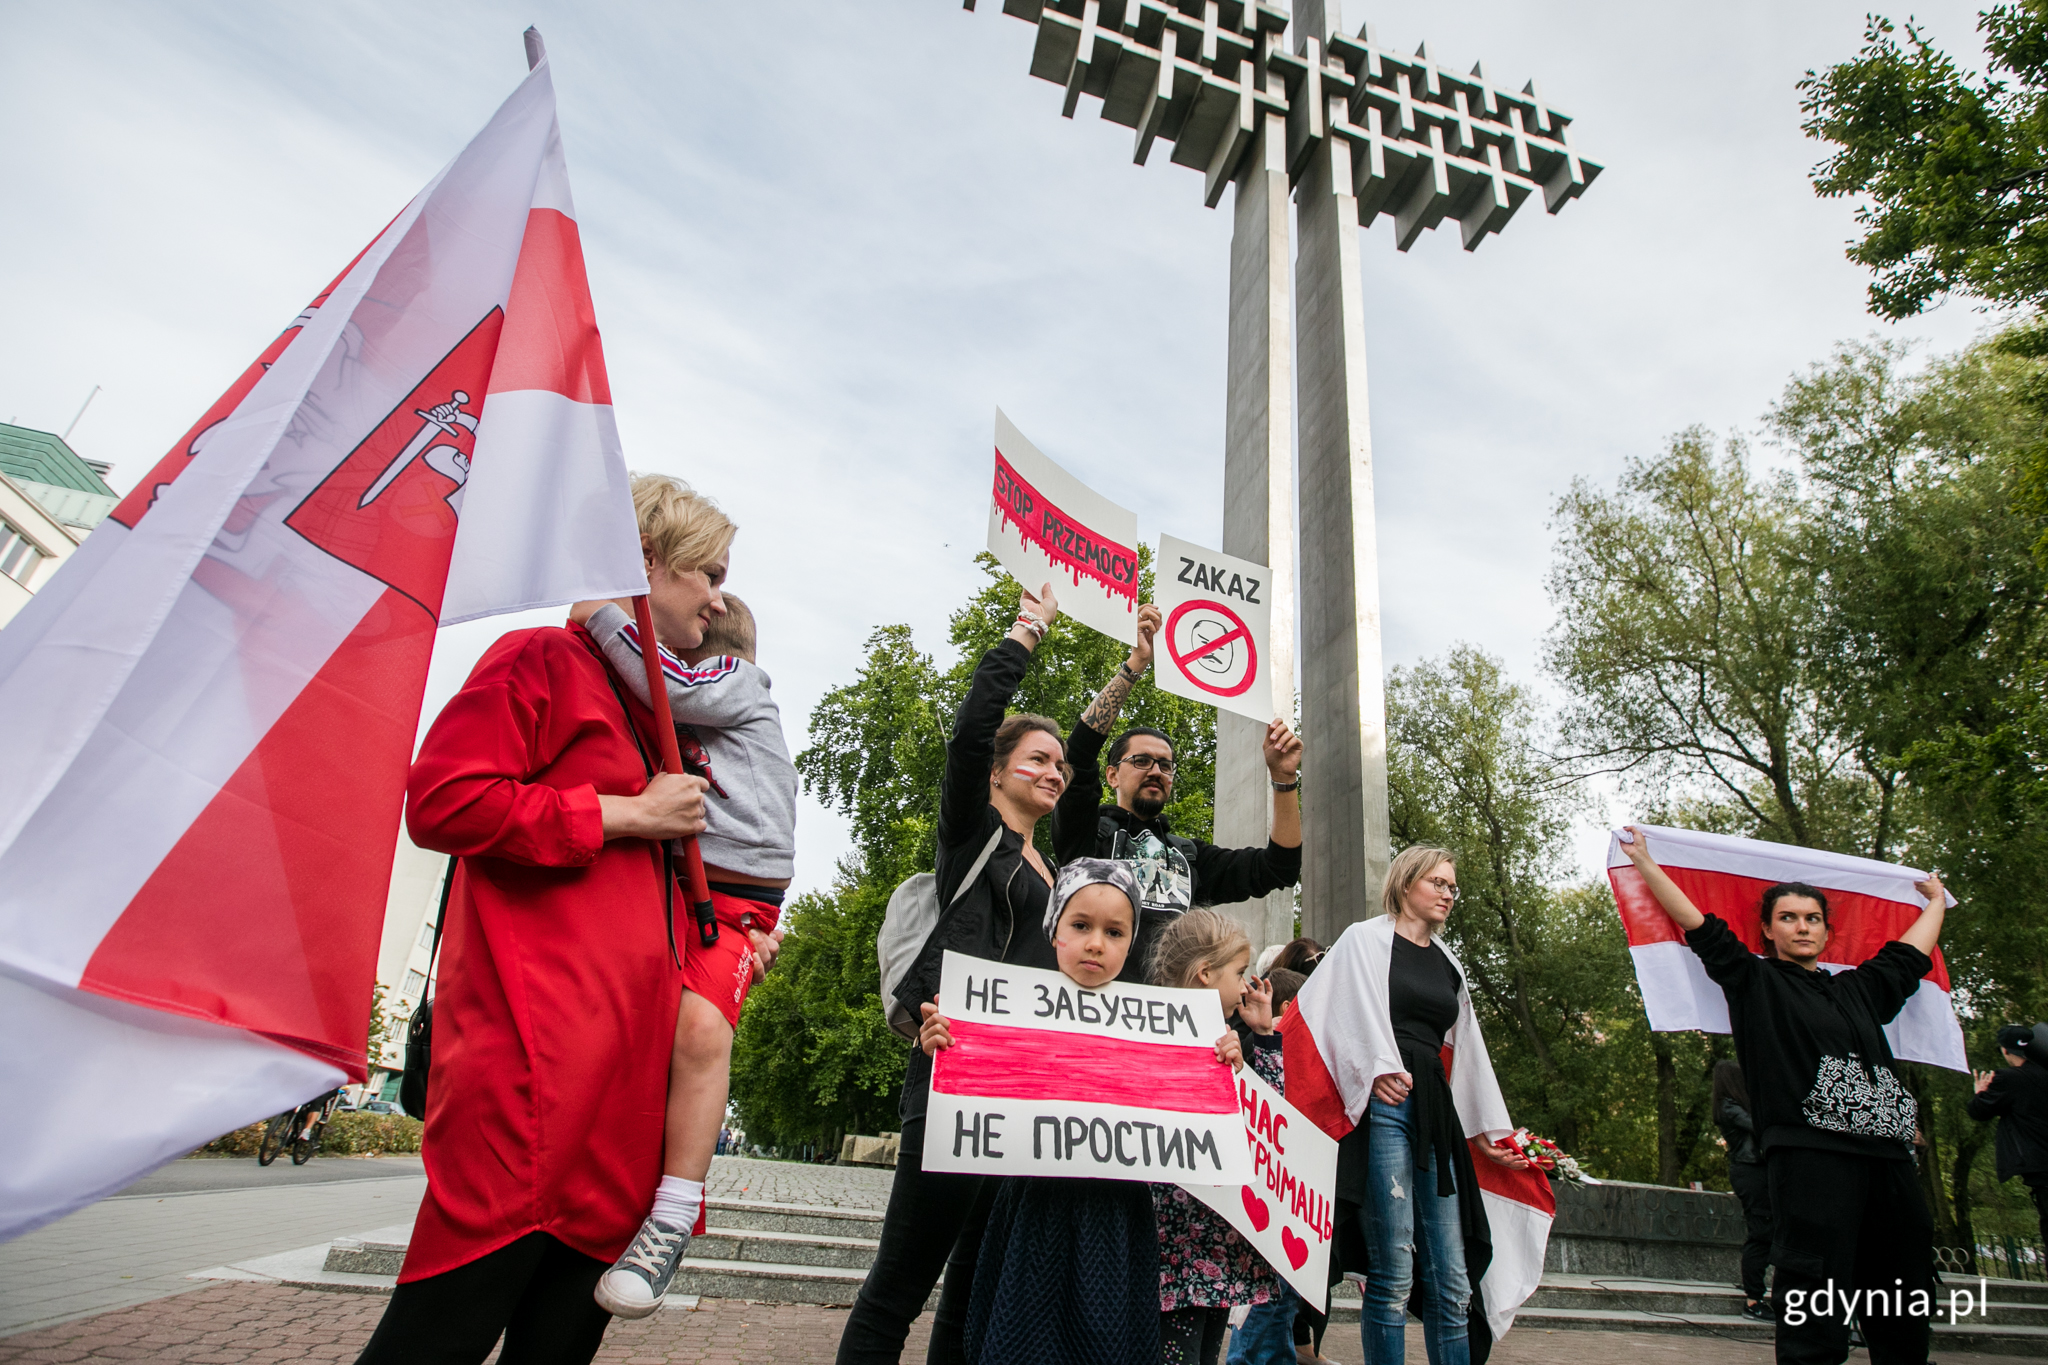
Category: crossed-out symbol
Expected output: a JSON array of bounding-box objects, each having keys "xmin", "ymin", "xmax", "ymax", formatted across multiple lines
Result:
[{"xmin": 1164, "ymin": 599, "xmax": 1258, "ymax": 699}]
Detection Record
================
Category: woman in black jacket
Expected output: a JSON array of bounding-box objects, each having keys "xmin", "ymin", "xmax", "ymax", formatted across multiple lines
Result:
[
  {"xmin": 1619, "ymin": 826, "xmax": 1947, "ymax": 1365},
  {"xmin": 837, "ymin": 583, "xmax": 1069, "ymax": 1365},
  {"xmin": 1711, "ymin": 1061, "xmax": 1773, "ymax": 1322}
]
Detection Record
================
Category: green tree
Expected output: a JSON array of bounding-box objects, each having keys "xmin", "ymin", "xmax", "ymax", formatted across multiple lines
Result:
[
  {"xmin": 1546, "ymin": 431, "xmax": 1871, "ymax": 851},
  {"xmin": 729, "ymin": 551, "xmax": 1216, "ymax": 1149},
  {"xmin": 1386, "ymin": 646, "xmax": 1726, "ymax": 1185},
  {"xmin": 1801, "ymin": 4, "xmax": 2048, "ymax": 319}
]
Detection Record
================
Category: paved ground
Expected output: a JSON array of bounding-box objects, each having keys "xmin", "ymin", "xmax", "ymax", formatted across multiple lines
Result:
[
  {"xmin": 703, "ymin": 1155, "xmax": 896, "ymax": 1208},
  {"xmin": 0, "ymin": 1170, "xmax": 427, "ymax": 1338},
  {"xmin": 113, "ymin": 1155, "xmax": 425, "ymax": 1199},
  {"xmin": 0, "ymin": 1283, "xmax": 1797, "ymax": 1365}
]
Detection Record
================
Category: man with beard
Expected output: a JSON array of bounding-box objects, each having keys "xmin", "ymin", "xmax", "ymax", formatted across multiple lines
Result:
[{"xmin": 1052, "ymin": 603, "xmax": 1303, "ymax": 930}]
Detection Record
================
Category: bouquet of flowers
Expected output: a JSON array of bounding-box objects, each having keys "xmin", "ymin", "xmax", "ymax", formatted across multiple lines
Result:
[{"xmin": 1499, "ymin": 1127, "xmax": 1599, "ymax": 1183}]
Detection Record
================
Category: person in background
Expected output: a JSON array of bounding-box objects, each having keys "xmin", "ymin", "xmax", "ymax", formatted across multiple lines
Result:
[
  {"xmin": 1712, "ymin": 1060, "xmax": 1773, "ymax": 1322},
  {"xmin": 1271, "ymin": 939, "xmax": 1324, "ymax": 977},
  {"xmin": 1151, "ymin": 910, "xmax": 1283, "ymax": 1365},
  {"xmin": 1969, "ymin": 1024, "xmax": 2048, "ymax": 1248}
]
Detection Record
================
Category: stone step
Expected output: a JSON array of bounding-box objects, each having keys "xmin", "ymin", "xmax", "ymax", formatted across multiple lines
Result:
[
  {"xmin": 702, "ymin": 1197, "xmax": 887, "ymax": 1240},
  {"xmin": 671, "ymin": 1256, "xmax": 936, "ymax": 1311},
  {"xmin": 690, "ymin": 1226, "xmax": 880, "ymax": 1271}
]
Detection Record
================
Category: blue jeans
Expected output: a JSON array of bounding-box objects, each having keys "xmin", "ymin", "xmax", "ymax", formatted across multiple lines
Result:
[
  {"xmin": 1360, "ymin": 1095, "xmax": 1470, "ymax": 1365},
  {"xmin": 1226, "ymin": 1282, "xmax": 1298, "ymax": 1365}
]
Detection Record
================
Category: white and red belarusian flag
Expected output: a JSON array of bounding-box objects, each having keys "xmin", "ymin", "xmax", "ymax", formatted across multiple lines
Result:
[
  {"xmin": 0, "ymin": 47, "xmax": 647, "ymax": 1239},
  {"xmin": 1279, "ymin": 915, "xmax": 1555, "ymax": 1341},
  {"xmin": 1607, "ymin": 824, "xmax": 1967, "ymax": 1072}
]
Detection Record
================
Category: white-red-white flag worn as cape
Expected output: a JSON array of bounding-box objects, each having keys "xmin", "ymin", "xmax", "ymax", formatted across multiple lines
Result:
[
  {"xmin": 1607, "ymin": 824, "xmax": 1966, "ymax": 1072},
  {"xmin": 1279, "ymin": 915, "xmax": 1556, "ymax": 1341},
  {"xmin": 0, "ymin": 52, "xmax": 647, "ymax": 1239}
]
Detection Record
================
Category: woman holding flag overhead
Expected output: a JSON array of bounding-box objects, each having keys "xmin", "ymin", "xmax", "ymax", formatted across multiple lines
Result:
[{"xmin": 1616, "ymin": 825, "xmax": 1947, "ymax": 1365}]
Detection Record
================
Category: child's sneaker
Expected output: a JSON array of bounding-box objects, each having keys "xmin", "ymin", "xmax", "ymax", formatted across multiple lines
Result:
[{"xmin": 593, "ymin": 1215, "xmax": 691, "ymax": 1318}]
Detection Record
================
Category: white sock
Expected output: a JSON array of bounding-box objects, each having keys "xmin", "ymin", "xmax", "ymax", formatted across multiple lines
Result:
[{"xmin": 649, "ymin": 1175, "xmax": 703, "ymax": 1230}]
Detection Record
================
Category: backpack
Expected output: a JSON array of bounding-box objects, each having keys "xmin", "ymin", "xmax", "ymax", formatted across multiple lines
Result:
[{"xmin": 878, "ymin": 826, "xmax": 1003, "ymax": 1040}]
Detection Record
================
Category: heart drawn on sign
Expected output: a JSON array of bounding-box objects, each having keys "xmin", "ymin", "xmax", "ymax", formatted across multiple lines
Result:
[
  {"xmin": 1281, "ymin": 1226, "xmax": 1309, "ymax": 1270},
  {"xmin": 1240, "ymin": 1186, "xmax": 1271, "ymax": 1232}
]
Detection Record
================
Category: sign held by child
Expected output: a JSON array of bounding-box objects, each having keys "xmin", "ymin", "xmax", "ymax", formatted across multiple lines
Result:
[
  {"xmin": 1183, "ymin": 1063, "xmax": 1338, "ymax": 1307},
  {"xmin": 924, "ymin": 950, "xmax": 1252, "ymax": 1183}
]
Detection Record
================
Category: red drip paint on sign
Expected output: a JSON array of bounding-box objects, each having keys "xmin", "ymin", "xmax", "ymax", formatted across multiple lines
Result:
[
  {"xmin": 991, "ymin": 448, "xmax": 1138, "ymax": 610},
  {"xmin": 934, "ymin": 1017, "xmax": 1237, "ymax": 1113}
]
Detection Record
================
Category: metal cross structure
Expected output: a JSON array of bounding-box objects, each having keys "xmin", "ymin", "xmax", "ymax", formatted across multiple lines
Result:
[{"xmin": 964, "ymin": 0, "xmax": 1601, "ymax": 946}]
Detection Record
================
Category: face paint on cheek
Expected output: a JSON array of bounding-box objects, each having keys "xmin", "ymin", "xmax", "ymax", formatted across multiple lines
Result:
[{"xmin": 1013, "ymin": 764, "xmax": 1046, "ymax": 782}]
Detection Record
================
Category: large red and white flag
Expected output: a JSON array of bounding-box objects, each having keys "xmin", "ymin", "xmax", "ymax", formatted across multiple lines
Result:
[
  {"xmin": 1606, "ymin": 824, "xmax": 1966, "ymax": 1072},
  {"xmin": 1279, "ymin": 916, "xmax": 1555, "ymax": 1340},
  {"xmin": 0, "ymin": 50, "xmax": 647, "ymax": 1238}
]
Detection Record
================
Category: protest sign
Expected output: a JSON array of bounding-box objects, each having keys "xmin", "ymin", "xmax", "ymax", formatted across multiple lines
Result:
[
  {"xmin": 1183, "ymin": 1063, "xmax": 1338, "ymax": 1307},
  {"xmin": 924, "ymin": 950, "xmax": 1251, "ymax": 1183},
  {"xmin": 987, "ymin": 409, "xmax": 1140, "ymax": 644},
  {"xmin": 1154, "ymin": 533, "xmax": 1275, "ymax": 724}
]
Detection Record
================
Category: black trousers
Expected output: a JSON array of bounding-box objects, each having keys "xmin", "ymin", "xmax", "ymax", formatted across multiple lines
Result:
[
  {"xmin": 1729, "ymin": 1158, "xmax": 1774, "ymax": 1302},
  {"xmin": 1161, "ymin": 1305, "xmax": 1229, "ymax": 1365},
  {"xmin": 1767, "ymin": 1147, "xmax": 1932, "ymax": 1365},
  {"xmin": 836, "ymin": 1114, "xmax": 998, "ymax": 1364},
  {"xmin": 353, "ymin": 1231, "xmax": 611, "ymax": 1365},
  {"xmin": 2028, "ymin": 1172, "xmax": 2048, "ymax": 1249}
]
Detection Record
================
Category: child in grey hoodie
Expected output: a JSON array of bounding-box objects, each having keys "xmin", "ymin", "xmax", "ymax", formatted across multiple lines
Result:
[{"xmin": 583, "ymin": 594, "xmax": 797, "ymax": 1317}]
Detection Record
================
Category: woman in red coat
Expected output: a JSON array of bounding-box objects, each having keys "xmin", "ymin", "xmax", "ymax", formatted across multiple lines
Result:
[{"xmin": 355, "ymin": 476, "xmax": 753, "ymax": 1365}]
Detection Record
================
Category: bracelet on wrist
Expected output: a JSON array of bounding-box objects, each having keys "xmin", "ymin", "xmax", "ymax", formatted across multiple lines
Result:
[
  {"xmin": 1013, "ymin": 613, "xmax": 1045, "ymax": 641},
  {"xmin": 1271, "ymin": 777, "xmax": 1300, "ymax": 793},
  {"xmin": 1117, "ymin": 661, "xmax": 1141, "ymax": 683}
]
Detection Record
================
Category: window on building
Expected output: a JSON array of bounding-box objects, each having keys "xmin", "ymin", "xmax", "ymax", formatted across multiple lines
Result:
[
  {"xmin": 403, "ymin": 969, "xmax": 427, "ymax": 999},
  {"xmin": 418, "ymin": 920, "xmax": 437, "ymax": 950},
  {"xmin": 0, "ymin": 522, "xmax": 44, "ymax": 585}
]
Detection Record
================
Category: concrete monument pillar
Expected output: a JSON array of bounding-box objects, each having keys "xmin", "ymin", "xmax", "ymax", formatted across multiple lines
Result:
[
  {"xmin": 1211, "ymin": 68, "xmax": 1298, "ymax": 954},
  {"xmin": 966, "ymin": 0, "xmax": 1600, "ymax": 945}
]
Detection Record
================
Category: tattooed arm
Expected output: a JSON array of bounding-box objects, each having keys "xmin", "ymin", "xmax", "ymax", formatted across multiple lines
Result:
[{"xmin": 1077, "ymin": 602, "xmax": 1161, "ymax": 734}]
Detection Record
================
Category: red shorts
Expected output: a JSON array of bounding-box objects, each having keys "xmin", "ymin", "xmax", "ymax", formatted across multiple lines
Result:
[{"xmin": 681, "ymin": 889, "xmax": 781, "ymax": 1029}]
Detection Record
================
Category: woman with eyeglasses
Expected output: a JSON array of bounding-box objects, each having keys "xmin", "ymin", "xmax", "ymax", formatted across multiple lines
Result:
[{"xmin": 1282, "ymin": 846, "xmax": 1531, "ymax": 1365}]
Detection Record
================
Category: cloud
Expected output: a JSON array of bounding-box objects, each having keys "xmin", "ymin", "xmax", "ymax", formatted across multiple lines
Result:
[{"xmin": 0, "ymin": 0, "xmax": 2000, "ymax": 893}]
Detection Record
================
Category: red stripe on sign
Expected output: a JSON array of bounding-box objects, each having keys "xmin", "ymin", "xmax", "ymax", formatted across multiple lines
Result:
[
  {"xmin": 80, "ymin": 587, "xmax": 438, "ymax": 1076},
  {"xmin": 933, "ymin": 1018, "xmax": 1237, "ymax": 1114},
  {"xmin": 1608, "ymin": 865, "xmax": 1950, "ymax": 991},
  {"xmin": 989, "ymin": 449, "xmax": 1139, "ymax": 609},
  {"xmin": 487, "ymin": 208, "xmax": 611, "ymax": 404},
  {"xmin": 1277, "ymin": 1010, "xmax": 1354, "ymax": 1141}
]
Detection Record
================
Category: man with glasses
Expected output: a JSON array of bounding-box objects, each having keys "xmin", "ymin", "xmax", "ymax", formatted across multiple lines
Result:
[{"xmin": 1052, "ymin": 603, "xmax": 1304, "ymax": 918}]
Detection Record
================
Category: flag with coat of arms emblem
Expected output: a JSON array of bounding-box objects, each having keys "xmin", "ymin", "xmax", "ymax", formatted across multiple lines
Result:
[{"xmin": 0, "ymin": 40, "xmax": 649, "ymax": 1239}]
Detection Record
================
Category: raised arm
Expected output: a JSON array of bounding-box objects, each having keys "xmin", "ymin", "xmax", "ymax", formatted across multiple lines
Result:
[
  {"xmin": 937, "ymin": 583, "xmax": 1059, "ymax": 849},
  {"xmin": 1075, "ymin": 602, "xmax": 1160, "ymax": 735},
  {"xmin": 1897, "ymin": 874, "xmax": 1948, "ymax": 957},
  {"xmin": 1617, "ymin": 825, "xmax": 1706, "ymax": 930}
]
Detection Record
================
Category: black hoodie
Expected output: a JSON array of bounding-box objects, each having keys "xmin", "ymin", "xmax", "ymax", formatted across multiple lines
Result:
[{"xmin": 1684, "ymin": 913, "xmax": 1930, "ymax": 1161}]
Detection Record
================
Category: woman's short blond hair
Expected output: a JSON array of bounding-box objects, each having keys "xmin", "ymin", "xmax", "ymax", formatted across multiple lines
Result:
[
  {"xmin": 633, "ymin": 473, "xmax": 736, "ymax": 575},
  {"xmin": 1382, "ymin": 845, "xmax": 1457, "ymax": 919}
]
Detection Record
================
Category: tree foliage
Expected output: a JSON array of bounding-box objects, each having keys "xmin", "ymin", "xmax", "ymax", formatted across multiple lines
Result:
[{"xmin": 1801, "ymin": 4, "xmax": 2048, "ymax": 318}]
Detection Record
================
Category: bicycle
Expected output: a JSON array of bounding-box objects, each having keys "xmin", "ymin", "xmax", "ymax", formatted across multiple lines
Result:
[
  {"xmin": 256, "ymin": 1110, "xmax": 297, "ymax": 1166},
  {"xmin": 290, "ymin": 1090, "xmax": 344, "ymax": 1166}
]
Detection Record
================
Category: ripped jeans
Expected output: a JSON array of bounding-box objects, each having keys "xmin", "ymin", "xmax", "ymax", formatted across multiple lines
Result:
[{"xmin": 1359, "ymin": 1094, "xmax": 1470, "ymax": 1365}]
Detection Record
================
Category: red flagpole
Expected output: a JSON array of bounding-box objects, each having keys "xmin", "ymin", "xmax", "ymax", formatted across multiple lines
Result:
[{"xmin": 633, "ymin": 594, "xmax": 718, "ymax": 946}]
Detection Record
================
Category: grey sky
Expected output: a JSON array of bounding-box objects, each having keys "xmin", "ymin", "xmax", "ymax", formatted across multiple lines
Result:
[{"xmin": 1, "ymin": 0, "xmax": 2002, "ymax": 894}]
